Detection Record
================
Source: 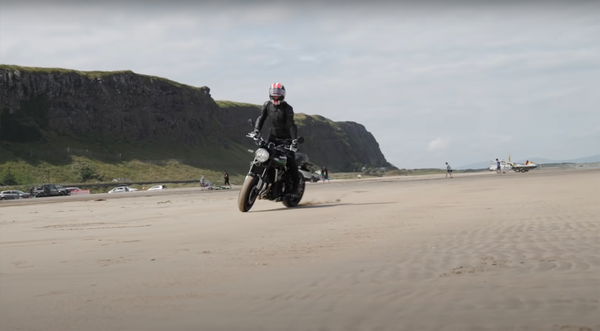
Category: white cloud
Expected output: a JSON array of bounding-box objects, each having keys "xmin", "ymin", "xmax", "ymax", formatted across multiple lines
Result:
[
  {"xmin": 428, "ymin": 137, "xmax": 450, "ymax": 152},
  {"xmin": 1, "ymin": 2, "xmax": 599, "ymax": 168}
]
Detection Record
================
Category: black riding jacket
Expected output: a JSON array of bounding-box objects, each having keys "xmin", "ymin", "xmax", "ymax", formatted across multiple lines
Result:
[{"xmin": 254, "ymin": 101, "xmax": 298, "ymax": 142}]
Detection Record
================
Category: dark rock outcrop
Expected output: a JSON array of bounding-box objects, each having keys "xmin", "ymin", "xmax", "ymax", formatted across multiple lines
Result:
[
  {"xmin": 0, "ymin": 65, "xmax": 393, "ymax": 171},
  {"xmin": 0, "ymin": 66, "xmax": 216, "ymax": 143}
]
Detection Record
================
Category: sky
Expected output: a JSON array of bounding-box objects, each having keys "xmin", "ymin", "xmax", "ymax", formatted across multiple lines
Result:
[{"xmin": 1, "ymin": 0, "xmax": 599, "ymax": 168}]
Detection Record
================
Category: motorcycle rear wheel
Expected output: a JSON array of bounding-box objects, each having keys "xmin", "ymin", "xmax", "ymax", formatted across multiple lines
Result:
[
  {"xmin": 283, "ymin": 176, "xmax": 305, "ymax": 208},
  {"xmin": 238, "ymin": 175, "xmax": 259, "ymax": 212}
]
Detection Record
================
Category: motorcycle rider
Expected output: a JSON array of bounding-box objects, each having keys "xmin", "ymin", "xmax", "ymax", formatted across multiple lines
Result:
[{"xmin": 252, "ymin": 82, "xmax": 300, "ymax": 197}]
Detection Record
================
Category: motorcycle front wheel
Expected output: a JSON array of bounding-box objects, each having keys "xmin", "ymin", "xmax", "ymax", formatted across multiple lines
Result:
[
  {"xmin": 238, "ymin": 175, "xmax": 259, "ymax": 212},
  {"xmin": 283, "ymin": 175, "xmax": 305, "ymax": 208}
]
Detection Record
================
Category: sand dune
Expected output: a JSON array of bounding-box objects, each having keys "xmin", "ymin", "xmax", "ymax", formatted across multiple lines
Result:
[{"xmin": 1, "ymin": 168, "xmax": 599, "ymax": 331}]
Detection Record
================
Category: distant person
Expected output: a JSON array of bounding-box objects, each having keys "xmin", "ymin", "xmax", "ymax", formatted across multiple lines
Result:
[
  {"xmin": 200, "ymin": 176, "xmax": 206, "ymax": 187},
  {"xmin": 445, "ymin": 162, "xmax": 453, "ymax": 178},
  {"xmin": 496, "ymin": 158, "xmax": 501, "ymax": 174},
  {"xmin": 223, "ymin": 171, "xmax": 230, "ymax": 187},
  {"xmin": 323, "ymin": 167, "xmax": 329, "ymax": 181}
]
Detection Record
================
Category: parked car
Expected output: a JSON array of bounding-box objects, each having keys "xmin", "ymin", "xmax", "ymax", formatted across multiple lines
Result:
[
  {"xmin": 65, "ymin": 187, "xmax": 81, "ymax": 193},
  {"xmin": 108, "ymin": 186, "xmax": 138, "ymax": 194},
  {"xmin": 147, "ymin": 184, "xmax": 167, "ymax": 191},
  {"xmin": 64, "ymin": 187, "xmax": 91, "ymax": 195},
  {"xmin": 297, "ymin": 155, "xmax": 321, "ymax": 183},
  {"xmin": 298, "ymin": 169, "xmax": 321, "ymax": 182},
  {"xmin": 16, "ymin": 190, "xmax": 31, "ymax": 198},
  {"xmin": 0, "ymin": 190, "xmax": 31, "ymax": 200},
  {"xmin": 32, "ymin": 184, "xmax": 70, "ymax": 198}
]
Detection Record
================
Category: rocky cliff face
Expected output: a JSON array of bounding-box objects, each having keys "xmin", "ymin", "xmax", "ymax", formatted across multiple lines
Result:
[
  {"xmin": 0, "ymin": 65, "xmax": 393, "ymax": 171},
  {"xmin": 0, "ymin": 66, "xmax": 216, "ymax": 143}
]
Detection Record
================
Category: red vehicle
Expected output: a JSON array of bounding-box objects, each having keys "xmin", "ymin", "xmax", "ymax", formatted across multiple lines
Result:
[{"xmin": 64, "ymin": 187, "xmax": 91, "ymax": 195}]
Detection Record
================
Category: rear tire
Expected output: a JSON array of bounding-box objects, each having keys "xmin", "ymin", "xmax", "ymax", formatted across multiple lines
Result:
[
  {"xmin": 238, "ymin": 175, "xmax": 259, "ymax": 212},
  {"xmin": 283, "ymin": 176, "xmax": 305, "ymax": 208}
]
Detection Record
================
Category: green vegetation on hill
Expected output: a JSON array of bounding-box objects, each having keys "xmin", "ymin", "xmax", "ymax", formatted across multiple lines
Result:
[
  {"xmin": 0, "ymin": 134, "xmax": 250, "ymax": 188},
  {"xmin": 0, "ymin": 64, "xmax": 206, "ymax": 90},
  {"xmin": 215, "ymin": 100, "xmax": 259, "ymax": 109},
  {"xmin": 0, "ymin": 64, "xmax": 134, "ymax": 77}
]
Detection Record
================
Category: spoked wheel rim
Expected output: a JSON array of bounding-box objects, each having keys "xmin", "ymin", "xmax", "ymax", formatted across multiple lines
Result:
[
  {"xmin": 248, "ymin": 185, "xmax": 259, "ymax": 205},
  {"xmin": 283, "ymin": 176, "xmax": 305, "ymax": 207},
  {"xmin": 238, "ymin": 175, "xmax": 260, "ymax": 212}
]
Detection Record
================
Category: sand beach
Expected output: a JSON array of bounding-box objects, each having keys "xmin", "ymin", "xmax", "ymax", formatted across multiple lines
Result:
[{"xmin": 1, "ymin": 168, "xmax": 599, "ymax": 331}]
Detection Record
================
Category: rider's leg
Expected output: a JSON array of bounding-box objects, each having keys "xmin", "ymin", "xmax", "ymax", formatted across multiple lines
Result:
[{"xmin": 287, "ymin": 153, "xmax": 300, "ymax": 194}]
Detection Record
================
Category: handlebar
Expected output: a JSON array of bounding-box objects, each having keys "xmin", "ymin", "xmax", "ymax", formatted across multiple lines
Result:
[{"xmin": 246, "ymin": 132, "xmax": 303, "ymax": 152}]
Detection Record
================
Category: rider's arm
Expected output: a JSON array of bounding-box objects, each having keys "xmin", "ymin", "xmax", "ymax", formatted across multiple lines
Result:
[
  {"xmin": 287, "ymin": 106, "xmax": 298, "ymax": 139},
  {"xmin": 254, "ymin": 101, "xmax": 270, "ymax": 132}
]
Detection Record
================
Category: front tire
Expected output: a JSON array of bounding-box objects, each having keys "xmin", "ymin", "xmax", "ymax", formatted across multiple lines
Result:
[
  {"xmin": 283, "ymin": 176, "xmax": 305, "ymax": 208},
  {"xmin": 238, "ymin": 175, "xmax": 259, "ymax": 212}
]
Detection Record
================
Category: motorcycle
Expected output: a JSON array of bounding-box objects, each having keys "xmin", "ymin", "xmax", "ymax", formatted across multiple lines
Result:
[{"xmin": 238, "ymin": 132, "xmax": 306, "ymax": 212}]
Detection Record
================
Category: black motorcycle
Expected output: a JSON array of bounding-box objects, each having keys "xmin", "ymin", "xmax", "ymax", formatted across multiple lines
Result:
[{"xmin": 238, "ymin": 132, "xmax": 305, "ymax": 212}]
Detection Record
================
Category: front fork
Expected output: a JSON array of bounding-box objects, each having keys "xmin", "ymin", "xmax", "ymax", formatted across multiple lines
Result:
[
  {"xmin": 249, "ymin": 163, "xmax": 286, "ymax": 200},
  {"xmin": 248, "ymin": 163, "xmax": 267, "ymax": 198}
]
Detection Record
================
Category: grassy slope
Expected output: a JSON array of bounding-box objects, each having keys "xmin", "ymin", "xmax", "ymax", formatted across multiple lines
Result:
[
  {"xmin": 0, "ymin": 64, "xmax": 206, "ymax": 90},
  {"xmin": 0, "ymin": 129, "xmax": 251, "ymax": 189},
  {"xmin": 0, "ymin": 92, "xmax": 256, "ymax": 189}
]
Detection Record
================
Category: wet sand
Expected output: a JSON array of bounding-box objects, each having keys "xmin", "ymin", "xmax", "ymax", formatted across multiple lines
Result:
[{"xmin": 1, "ymin": 168, "xmax": 599, "ymax": 331}]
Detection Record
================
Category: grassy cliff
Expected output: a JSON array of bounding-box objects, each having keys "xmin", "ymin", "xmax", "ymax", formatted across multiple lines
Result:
[{"xmin": 0, "ymin": 65, "xmax": 393, "ymax": 188}]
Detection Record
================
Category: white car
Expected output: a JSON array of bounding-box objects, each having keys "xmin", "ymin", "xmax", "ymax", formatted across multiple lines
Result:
[
  {"xmin": 107, "ymin": 186, "xmax": 138, "ymax": 194},
  {"xmin": 0, "ymin": 190, "xmax": 31, "ymax": 200},
  {"xmin": 299, "ymin": 169, "xmax": 320, "ymax": 182},
  {"xmin": 147, "ymin": 184, "xmax": 166, "ymax": 191}
]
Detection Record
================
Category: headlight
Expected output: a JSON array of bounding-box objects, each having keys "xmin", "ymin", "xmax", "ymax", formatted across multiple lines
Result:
[{"xmin": 254, "ymin": 148, "xmax": 270, "ymax": 163}]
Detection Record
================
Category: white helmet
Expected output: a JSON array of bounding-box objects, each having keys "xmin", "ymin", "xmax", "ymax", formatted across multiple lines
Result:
[{"xmin": 269, "ymin": 82, "xmax": 286, "ymax": 105}]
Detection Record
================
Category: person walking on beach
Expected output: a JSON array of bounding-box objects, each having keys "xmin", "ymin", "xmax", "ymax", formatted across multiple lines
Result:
[
  {"xmin": 445, "ymin": 162, "xmax": 453, "ymax": 178},
  {"xmin": 223, "ymin": 171, "xmax": 230, "ymax": 187},
  {"xmin": 496, "ymin": 158, "xmax": 502, "ymax": 174}
]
